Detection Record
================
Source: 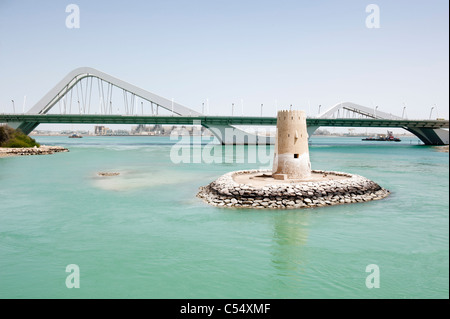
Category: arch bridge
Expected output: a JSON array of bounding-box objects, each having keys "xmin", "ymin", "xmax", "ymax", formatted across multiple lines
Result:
[{"xmin": 1, "ymin": 67, "xmax": 448, "ymax": 145}]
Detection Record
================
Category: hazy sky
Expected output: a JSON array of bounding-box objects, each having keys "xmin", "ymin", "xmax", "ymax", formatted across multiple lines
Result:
[{"xmin": 0, "ymin": 0, "xmax": 448, "ymax": 130}]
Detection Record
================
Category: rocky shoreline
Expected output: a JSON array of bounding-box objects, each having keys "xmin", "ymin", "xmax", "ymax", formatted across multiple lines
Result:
[
  {"xmin": 0, "ymin": 146, "xmax": 69, "ymax": 158},
  {"xmin": 197, "ymin": 169, "xmax": 390, "ymax": 209}
]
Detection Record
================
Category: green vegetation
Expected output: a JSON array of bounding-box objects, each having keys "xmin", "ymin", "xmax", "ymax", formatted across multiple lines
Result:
[{"xmin": 0, "ymin": 125, "xmax": 40, "ymax": 148}]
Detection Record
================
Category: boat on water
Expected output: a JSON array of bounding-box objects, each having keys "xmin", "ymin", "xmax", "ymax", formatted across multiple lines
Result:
[
  {"xmin": 362, "ymin": 131, "xmax": 401, "ymax": 142},
  {"xmin": 69, "ymin": 133, "xmax": 83, "ymax": 138}
]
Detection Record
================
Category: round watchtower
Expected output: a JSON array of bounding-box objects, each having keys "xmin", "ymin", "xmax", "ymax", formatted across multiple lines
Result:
[{"xmin": 272, "ymin": 110, "xmax": 311, "ymax": 180}]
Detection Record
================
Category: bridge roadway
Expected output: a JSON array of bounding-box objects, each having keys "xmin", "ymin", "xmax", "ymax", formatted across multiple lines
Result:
[
  {"xmin": 1, "ymin": 114, "xmax": 448, "ymax": 129},
  {"xmin": 1, "ymin": 114, "xmax": 449, "ymax": 145}
]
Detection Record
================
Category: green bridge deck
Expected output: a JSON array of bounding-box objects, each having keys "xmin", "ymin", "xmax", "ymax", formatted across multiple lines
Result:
[{"xmin": 1, "ymin": 114, "xmax": 448, "ymax": 129}]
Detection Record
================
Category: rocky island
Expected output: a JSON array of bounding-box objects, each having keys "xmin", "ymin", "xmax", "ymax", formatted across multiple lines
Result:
[
  {"xmin": 197, "ymin": 110, "xmax": 390, "ymax": 209},
  {"xmin": 0, "ymin": 125, "xmax": 68, "ymax": 158}
]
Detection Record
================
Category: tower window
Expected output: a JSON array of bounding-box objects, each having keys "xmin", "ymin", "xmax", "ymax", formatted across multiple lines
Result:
[{"xmin": 294, "ymin": 154, "xmax": 299, "ymax": 158}]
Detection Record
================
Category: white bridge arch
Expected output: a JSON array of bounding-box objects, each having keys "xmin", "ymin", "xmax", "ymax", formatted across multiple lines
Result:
[
  {"xmin": 307, "ymin": 102, "xmax": 448, "ymax": 145},
  {"xmin": 8, "ymin": 67, "xmax": 448, "ymax": 145}
]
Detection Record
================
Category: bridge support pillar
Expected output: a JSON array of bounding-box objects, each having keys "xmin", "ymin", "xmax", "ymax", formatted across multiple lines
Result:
[
  {"xmin": 307, "ymin": 125, "xmax": 319, "ymax": 140},
  {"xmin": 2, "ymin": 121, "xmax": 39, "ymax": 135},
  {"xmin": 5, "ymin": 122, "xmax": 22, "ymax": 130},
  {"xmin": 203, "ymin": 124, "xmax": 274, "ymax": 145},
  {"xmin": 18, "ymin": 122, "xmax": 40, "ymax": 135},
  {"xmin": 406, "ymin": 127, "xmax": 449, "ymax": 145}
]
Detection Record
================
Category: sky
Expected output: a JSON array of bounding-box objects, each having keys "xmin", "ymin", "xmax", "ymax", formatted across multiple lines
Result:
[{"xmin": 0, "ymin": 0, "xmax": 448, "ymax": 131}]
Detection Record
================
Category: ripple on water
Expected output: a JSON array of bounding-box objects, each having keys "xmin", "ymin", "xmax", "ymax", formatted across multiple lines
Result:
[{"xmin": 91, "ymin": 168, "xmax": 198, "ymax": 191}]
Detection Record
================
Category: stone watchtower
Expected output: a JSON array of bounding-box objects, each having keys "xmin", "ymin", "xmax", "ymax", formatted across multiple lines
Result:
[{"xmin": 272, "ymin": 110, "xmax": 311, "ymax": 180}]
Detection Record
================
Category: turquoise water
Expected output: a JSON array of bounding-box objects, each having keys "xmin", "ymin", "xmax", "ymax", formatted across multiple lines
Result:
[{"xmin": 0, "ymin": 136, "xmax": 448, "ymax": 298}]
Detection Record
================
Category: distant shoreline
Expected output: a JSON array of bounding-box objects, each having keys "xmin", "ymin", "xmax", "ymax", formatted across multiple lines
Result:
[
  {"xmin": 434, "ymin": 145, "xmax": 449, "ymax": 153},
  {"xmin": 0, "ymin": 145, "xmax": 69, "ymax": 158}
]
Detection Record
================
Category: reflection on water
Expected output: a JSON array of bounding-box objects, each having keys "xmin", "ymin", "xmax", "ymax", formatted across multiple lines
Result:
[{"xmin": 270, "ymin": 212, "xmax": 309, "ymax": 278}]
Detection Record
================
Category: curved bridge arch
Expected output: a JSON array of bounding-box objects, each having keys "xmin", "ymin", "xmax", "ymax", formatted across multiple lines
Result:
[
  {"xmin": 15, "ymin": 67, "xmax": 203, "ymax": 134},
  {"xmin": 306, "ymin": 101, "xmax": 402, "ymax": 138},
  {"xmin": 14, "ymin": 67, "xmax": 258, "ymax": 143},
  {"xmin": 8, "ymin": 68, "xmax": 448, "ymax": 145},
  {"xmin": 306, "ymin": 101, "xmax": 448, "ymax": 145},
  {"xmin": 30, "ymin": 67, "xmax": 202, "ymax": 116},
  {"xmin": 318, "ymin": 101, "xmax": 403, "ymax": 120}
]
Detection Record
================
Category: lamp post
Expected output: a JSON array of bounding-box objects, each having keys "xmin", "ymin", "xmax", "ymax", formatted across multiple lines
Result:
[
  {"xmin": 318, "ymin": 104, "xmax": 322, "ymax": 115},
  {"xmin": 11, "ymin": 100, "xmax": 15, "ymax": 113},
  {"xmin": 232, "ymin": 103, "xmax": 234, "ymax": 116},
  {"xmin": 374, "ymin": 105, "xmax": 379, "ymax": 119},
  {"xmin": 22, "ymin": 96, "xmax": 26, "ymax": 114},
  {"xmin": 260, "ymin": 104, "xmax": 263, "ymax": 117},
  {"xmin": 429, "ymin": 106, "xmax": 435, "ymax": 119}
]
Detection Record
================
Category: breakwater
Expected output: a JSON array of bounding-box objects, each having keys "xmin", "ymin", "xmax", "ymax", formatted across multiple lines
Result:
[
  {"xmin": 197, "ymin": 169, "xmax": 390, "ymax": 209},
  {"xmin": 0, "ymin": 145, "xmax": 69, "ymax": 158}
]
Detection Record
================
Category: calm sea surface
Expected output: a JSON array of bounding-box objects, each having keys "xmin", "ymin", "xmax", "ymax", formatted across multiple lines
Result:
[{"xmin": 0, "ymin": 135, "xmax": 448, "ymax": 298}]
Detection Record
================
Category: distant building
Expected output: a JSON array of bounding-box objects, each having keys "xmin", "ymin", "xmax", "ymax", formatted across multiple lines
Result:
[{"xmin": 95, "ymin": 126, "xmax": 109, "ymax": 135}]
